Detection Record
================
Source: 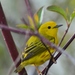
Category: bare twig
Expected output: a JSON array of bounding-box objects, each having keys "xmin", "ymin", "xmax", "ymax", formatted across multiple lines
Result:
[
  {"xmin": 21, "ymin": 18, "xmax": 28, "ymax": 25},
  {"xmin": 59, "ymin": 23, "xmax": 70, "ymax": 46},
  {"xmin": 25, "ymin": 0, "xmax": 38, "ymax": 30},
  {"xmin": 0, "ymin": 24, "xmax": 35, "ymax": 36},
  {"xmin": 56, "ymin": 34, "xmax": 75, "ymax": 59}
]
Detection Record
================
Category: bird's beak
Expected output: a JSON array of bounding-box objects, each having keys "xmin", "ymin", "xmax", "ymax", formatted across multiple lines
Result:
[{"xmin": 53, "ymin": 24, "xmax": 63, "ymax": 28}]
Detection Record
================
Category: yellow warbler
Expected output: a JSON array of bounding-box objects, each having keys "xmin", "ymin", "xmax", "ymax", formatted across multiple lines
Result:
[{"xmin": 14, "ymin": 21, "xmax": 62, "ymax": 73}]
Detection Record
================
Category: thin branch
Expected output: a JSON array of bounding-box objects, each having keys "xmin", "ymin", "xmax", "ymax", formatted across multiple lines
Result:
[
  {"xmin": 0, "ymin": 24, "xmax": 35, "ymax": 36},
  {"xmin": 56, "ymin": 34, "xmax": 75, "ymax": 59},
  {"xmin": 0, "ymin": 3, "xmax": 27, "ymax": 75},
  {"xmin": 21, "ymin": 18, "xmax": 29, "ymax": 25},
  {"xmin": 59, "ymin": 23, "xmax": 70, "ymax": 46},
  {"xmin": 25, "ymin": 0, "xmax": 38, "ymax": 30}
]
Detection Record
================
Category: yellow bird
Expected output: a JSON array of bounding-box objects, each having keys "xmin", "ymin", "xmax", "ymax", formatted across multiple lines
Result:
[{"xmin": 14, "ymin": 21, "xmax": 62, "ymax": 73}]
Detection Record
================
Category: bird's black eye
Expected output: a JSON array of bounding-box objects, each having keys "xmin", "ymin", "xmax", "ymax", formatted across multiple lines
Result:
[{"xmin": 48, "ymin": 26, "xmax": 51, "ymax": 29}]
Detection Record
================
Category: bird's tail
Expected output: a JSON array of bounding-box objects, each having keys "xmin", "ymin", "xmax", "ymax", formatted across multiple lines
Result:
[{"xmin": 14, "ymin": 64, "xmax": 24, "ymax": 73}]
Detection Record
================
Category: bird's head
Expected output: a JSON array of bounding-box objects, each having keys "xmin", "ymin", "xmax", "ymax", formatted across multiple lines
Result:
[{"xmin": 39, "ymin": 21, "xmax": 62, "ymax": 38}]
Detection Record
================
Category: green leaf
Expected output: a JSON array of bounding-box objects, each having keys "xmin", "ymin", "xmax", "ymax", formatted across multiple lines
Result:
[
  {"xmin": 70, "ymin": 10, "xmax": 75, "ymax": 23},
  {"xmin": 16, "ymin": 24, "xmax": 34, "ymax": 30},
  {"xmin": 47, "ymin": 5, "xmax": 68, "ymax": 20},
  {"xmin": 17, "ymin": 24, "xmax": 29, "ymax": 29},
  {"xmin": 34, "ymin": 7, "xmax": 44, "ymax": 28},
  {"xmin": 37, "ymin": 7, "xmax": 44, "ymax": 24}
]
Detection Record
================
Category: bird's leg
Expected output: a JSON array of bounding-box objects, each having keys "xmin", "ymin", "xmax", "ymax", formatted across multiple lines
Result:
[
  {"xmin": 34, "ymin": 64, "xmax": 43, "ymax": 75},
  {"xmin": 52, "ymin": 57, "xmax": 57, "ymax": 64},
  {"xmin": 52, "ymin": 52, "xmax": 57, "ymax": 64}
]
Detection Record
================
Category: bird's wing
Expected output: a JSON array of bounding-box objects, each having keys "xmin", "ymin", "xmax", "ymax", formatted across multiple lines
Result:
[{"xmin": 22, "ymin": 36, "xmax": 55, "ymax": 61}]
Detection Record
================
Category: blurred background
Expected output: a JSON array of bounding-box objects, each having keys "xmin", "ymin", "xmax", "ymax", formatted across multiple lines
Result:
[{"xmin": 0, "ymin": 0, "xmax": 75, "ymax": 75}]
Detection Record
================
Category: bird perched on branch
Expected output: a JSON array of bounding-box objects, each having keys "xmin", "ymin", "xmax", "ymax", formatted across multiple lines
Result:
[{"xmin": 14, "ymin": 21, "xmax": 62, "ymax": 73}]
